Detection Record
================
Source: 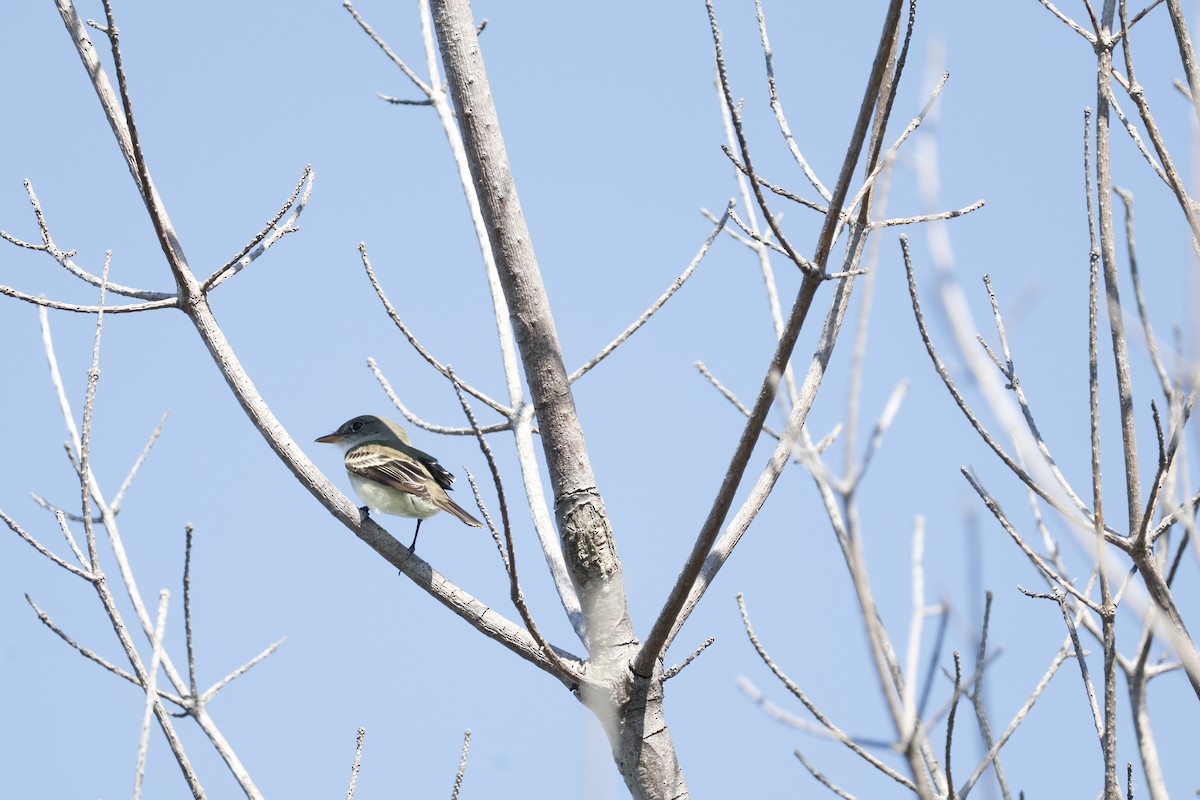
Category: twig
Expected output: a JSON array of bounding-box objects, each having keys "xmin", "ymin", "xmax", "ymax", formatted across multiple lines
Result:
[
  {"xmin": 0, "ymin": 507, "xmax": 92, "ymax": 579},
  {"xmin": 694, "ymin": 361, "xmax": 782, "ymax": 439},
  {"xmin": 900, "ymin": 236, "xmax": 1121, "ymax": 545},
  {"xmin": 343, "ymin": 0, "xmax": 433, "ymax": 96},
  {"xmin": 198, "ymin": 638, "xmax": 286, "ymax": 706},
  {"xmin": 795, "ymin": 750, "xmax": 858, "ymax": 800},
  {"xmin": 967, "ymin": 593, "xmax": 1011, "ymax": 800},
  {"xmin": 754, "ymin": 0, "xmax": 830, "ymax": 201},
  {"xmin": 1115, "ymin": 2, "xmax": 1200, "ymax": 250},
  {"xmin": 202, "ymin": 165, "xmax": 315, "ymax": 291},
  {"xmin": 916, "ymin": 606, "xmax": 950, "ymax": 723},
  {"xmin": 450, "ymin": 729, "xmax": 471, "ymax": 800},
  {"xmin": 184, "ymin": 524, "xmax": 198, "ymax": 700},
  {"xmin": 26, "ymin": 593, "xmax": 149, "ymax": 691},
  {"xmin": 346, "ymin": 728, "xmax": 365, "ymax": 800},
  {"xmin": 663, "ymin": 637, "xmax": 715, "ymax": 681},
  {"xmin": 737, "ymin": 594, "xmax": 917, "ymax": 790},
  {"xmin": 377, "ymin": 93, "xmax": 433, "ymax": 105},
  {"xmin": 945, "ymin": 652, "xmax": 962, "ymax": 800},
  {"xmin": 111, "ymin": 412, "xmax": 168, "ymax": 513},
  {"xmin": 726, "ymin": 209, "xmax": 790, "ymax": 257},
  {"xmin": 847, "ymin": 379, "xmax": 908, "ymax": 489},
  {"xmin": 871, "ymin": 200, "xmax": 986, "ymax": 228},
  {"xmin": 978, "ymin": 273, "xmax": 1097, "ymax": 524},
  {"xmin": 706, "ymin": 0, "xmax": 810, "ymax": 274},
  {"xmin": 957, "ymin": 638, "xmax": 1072, "ymax": 796},
  {"xmin": 639, "ymin": 6, "xmax": 917, "ymax": 659},
  {"xmin": 963, "ymin": 468, "xmax": 1102, "ymax": 612},
  {"xmin": 359, "ymin": 243, "xmax": 508, "ymax": 415},
  {"xmin": 1037, "ymin": 0, "xmax": 1098, "ymax": 42},
  {"xmin": 1022, "ymin": 587, "xmax": 1104, "ymax": 739},
  {"xmin": 714, "ymin": 67, "xmax": 799, "ymax": 405},
  {"xmin": 570, "ymin": 201, "xmax": 733, "ymax": 382},
  {"xmin": 1, "ymin": 180, "xmax": 171, "ymax": 299},
  {"xmin": 902, "ymin": 516, "xmax": 926, "ymax": 739},
  {"xmin": 0, "ymin": 284, "xmax": 175, "ymax": 313},
  {"xmin": 448, "ymin": 368, "xmax": 581, "ymax": 685},
  {"xmin": 832, "ymin": 70, "xmax": 951, "ymax": 246},
  {"xmin": 134, "ymin": 590, "xmax": 170, "ymax": 800},
  {"xmin": 1108, "ymin": 83, "xmax": 1172, "ymax": 186},
  {"xmin": 365, "ymin": 358, "xmax": 511, "ymax": 436},
  {"xmin": 720, "ymin": 146, "xmax": 827, "ymax": 213}
]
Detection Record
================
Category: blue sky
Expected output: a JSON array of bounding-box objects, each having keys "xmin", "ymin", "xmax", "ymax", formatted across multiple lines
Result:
[{"xmin": 2, "ymin": 1, "xmax": 1198, "ymax": 797}]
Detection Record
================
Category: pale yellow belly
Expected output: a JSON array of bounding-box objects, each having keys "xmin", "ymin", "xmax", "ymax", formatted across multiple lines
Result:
[{"xmin": 349, "ymin": 473, "xmax": 441, "ymax": 519}]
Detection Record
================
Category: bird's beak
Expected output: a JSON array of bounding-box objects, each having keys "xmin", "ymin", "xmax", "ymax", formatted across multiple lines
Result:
[{"xmin": 315, "ymin": 432, "xmax": 342, "ymax": 444}]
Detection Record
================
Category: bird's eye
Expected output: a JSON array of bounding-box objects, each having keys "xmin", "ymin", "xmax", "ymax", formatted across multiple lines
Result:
[{"xmin": 350, "ymin": 420, "xmax": 364, "ymax": 432}]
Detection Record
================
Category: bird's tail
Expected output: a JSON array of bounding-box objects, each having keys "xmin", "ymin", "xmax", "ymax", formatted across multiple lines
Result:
[{"xmin": 437, "ymin": 496, "xmax": 483, "ymax": 528}]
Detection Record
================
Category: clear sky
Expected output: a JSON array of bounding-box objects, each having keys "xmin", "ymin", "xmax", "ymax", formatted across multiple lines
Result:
[{"xmin": 2, "ymin": 1, "xmax": 1197, "ymax": 798}]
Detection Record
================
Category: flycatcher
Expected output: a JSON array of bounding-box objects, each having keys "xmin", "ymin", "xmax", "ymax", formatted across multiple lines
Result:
[{"xmin": 316, "ymin": 414, "xmax": 482, "ymax": 551}]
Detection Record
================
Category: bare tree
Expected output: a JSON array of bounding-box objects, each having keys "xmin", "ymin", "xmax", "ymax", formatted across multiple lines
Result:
[{"xmin": 4, "ymin": 0, "xmax": 1199, "ymax": 798}]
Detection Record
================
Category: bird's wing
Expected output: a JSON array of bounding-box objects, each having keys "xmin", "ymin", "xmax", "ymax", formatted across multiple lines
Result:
[
  {"xmin": 344, "ymin": 444, "xmax": 434, "ymax": 499},
  {"xmin": 399, "ymin": 443, "xmax": 457, "ymax": 491}
]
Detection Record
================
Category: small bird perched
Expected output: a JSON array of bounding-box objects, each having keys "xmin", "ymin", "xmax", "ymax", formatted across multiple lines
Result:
[{"xmin": 316, "ymin": 414, "xmax": 482, "ymax": 551}]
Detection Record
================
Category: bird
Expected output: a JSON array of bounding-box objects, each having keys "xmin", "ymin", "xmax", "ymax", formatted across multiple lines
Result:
[{"xmin": 316, "ymin": 414, "xmax": 482, "ymax": 551}]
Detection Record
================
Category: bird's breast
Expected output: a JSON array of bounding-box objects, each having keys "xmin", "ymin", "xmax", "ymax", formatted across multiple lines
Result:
[{"xmin": 349, "ymin": 473, "xmax": 440, "ymax": 519}]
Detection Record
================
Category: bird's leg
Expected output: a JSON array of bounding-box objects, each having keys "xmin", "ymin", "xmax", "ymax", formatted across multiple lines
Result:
[
  {"xmin": 408, "ymin": 518, "xmax": 422, "ymax": 552},
  {"xmin": 359, "ymin": 505, "xmax": 371, "ymax": 519}
]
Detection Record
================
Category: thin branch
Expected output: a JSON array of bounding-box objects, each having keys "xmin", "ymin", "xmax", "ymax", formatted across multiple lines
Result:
[
  {"xmin": 359, "ymin": 243, "xmax": 509, "ymax": 416},
  {"xmin": 706, "ymin": 0, "xmax": 811, "ymax": 274},
  {"xmin": 901, "ymin": 236, "xmax": 1122, "ymax": 546},
  {"xmin": 366, "ymin": 358, "xmax": 512, "ymax": 436},
  {"xmin": 112, "ymin": 412, "xmax": 168, "ymax": 513},
  {"xmin": 1166, "ymin": 0, "xmax": 1200, "ymax": 125},
  {"xmin": 1108, "ymin": 185, "xmax": 1166, "ymax": 398},
  {"xmin": 902, "ymin": 516, "xmax": 927, "ymax": 740},
  {"xmin": 26, "ymin": 594, "xmax": 151, "ymax": 692},
  {"xmin": 202, "ymin": 165, "xmax": 315, "ymax": 291},
  {"xmin": 134, "ymin": 590, "xmax": 170, "ymax": 800},
  {"xmin": 720, "ymin": 146, "xmax": 828, "ymax": 213},
  {"xmin": 450, "ymin": 729, "xmax": 471, "ymax": 800},
  {"xmin": 448, "ymin": 368, "xmax": 581, "ymax": 685},
  {"xmin": 54, "ymin": 508, "xmax": 90, "ymax": 569},
  {"xmin": 945, "ymin": 652, "xmax": 962, "ymax": 800},
  {"xmin": 832, "ymin": 70, "xmax": 951, "ymax": 245},
  {"xmin": 636, "ymin": 0, "xmax": 907, "ymax": 677},
  {"xmin": 967, "ymin": 593, "xmax": 1011, "ymax": 800},
  {"xmin": 184, "ymin": 524, "xmax": 198, "ymax": 700},
  {"xmin": 377, "ymin": 93, "xmax": 433, "ymax": 105},
  {"xmin": 346, "ymin": 728, "xmax": 365, "ymax": 800},
  {"xmin": 737, "ymin": 594, "xmax": 917, "ymax": 791},
  {"xmin": 570, "ymin": 202, "xmax": 732, "ymax": 382},
  {"xmin": 198, "ymin": 639, "xmax": 286, "ymax": 705},
  {"xmin": 343, "ymin": 0, "xmax": 433, "ymax": 96},
  {"xmin": 754, "ymin": 0, "xmax": 830, "ymax": 201},
  {"xmin": 1, "ymin": 180, "xmax": 171, "ymax": 299},
  {"xmin": 1023, "ymin": 587, "xmax": 1105, "ymax": 739},
  {"xmin": 795, "ymin": 750, "xmax": 858, "ymax": 800},
  {"xmin": 663, "ymin": 637, "xmax": 716, "ymax": 681},
  {"xmin": 0, "ymin": 507, "xmax": 92, "ymax": 579},
  {"xmin": 0, "ymin": 285, "xmax": 176, "ymax": 313},
  {"xmin": 963, "ymin": 469, "xmax": 1103, "ymax": 612},
  {"xmin": 694, "ymin": 361, "xmax": 783, "ymax": 439},
  {"xmin": 726, "ymin": 209, "xmax": 790, "ymax": 256},
  {"xmin": 872, "ymin": 199, "xmax": 985, "ymax": 228},
  {"xmin": 1037, "ymin": 0, "xmax": 1099, "ymax": 41},
  {"xmin": 1115, "ymin": 5, "xmax": 1200, "ymax": 250},
  {"xmin": 978, "ymin": 273, "xmax": 1097, "ymax": 524},
  {"xmin": 957, "ymin": 634, "xmax": 1072, "ymax": 797},
  {"xmin": 1108, "ymin": 82, "xmax": 1172, "ymax": 187}
]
